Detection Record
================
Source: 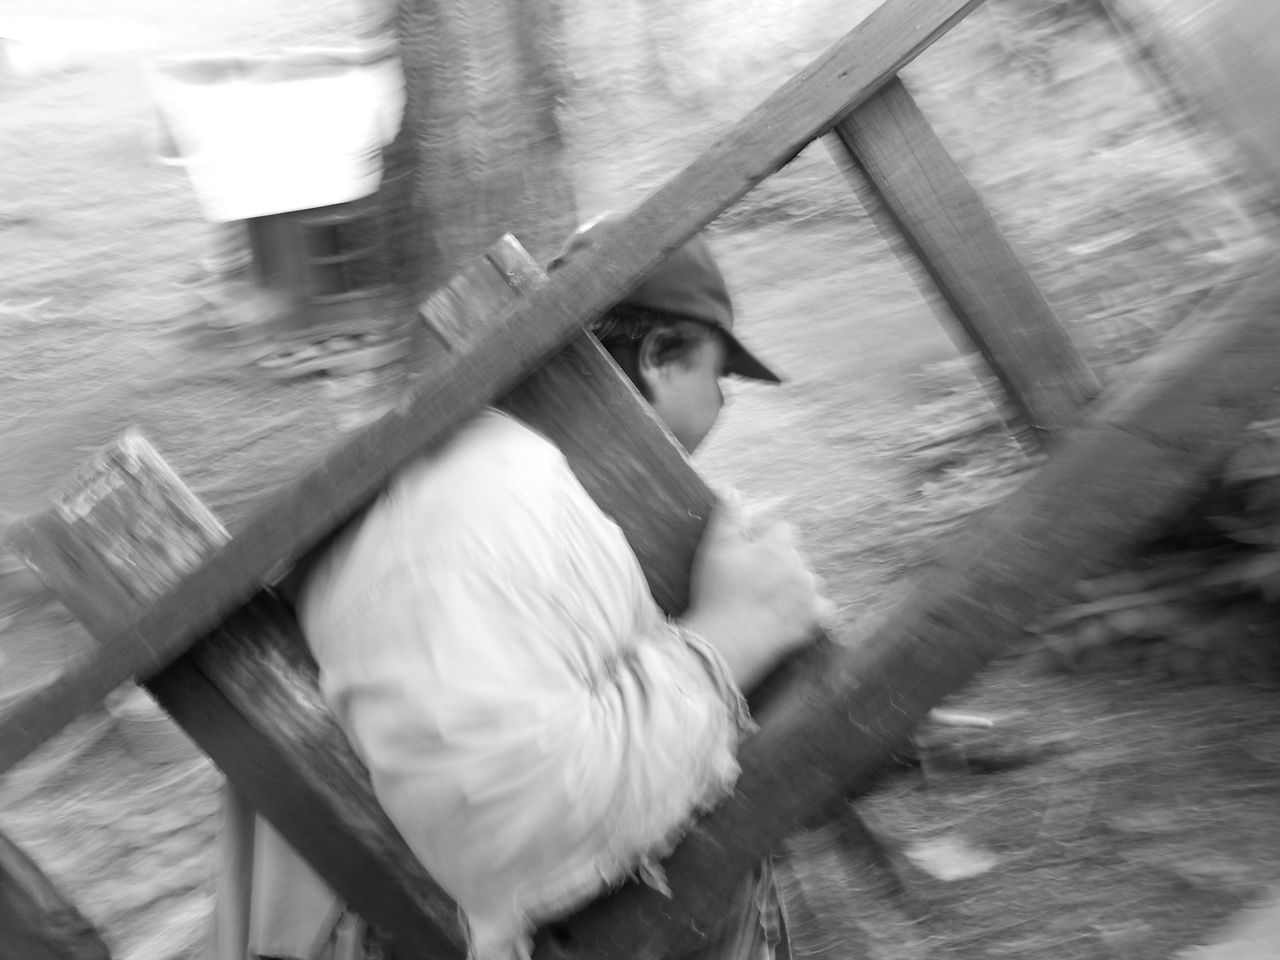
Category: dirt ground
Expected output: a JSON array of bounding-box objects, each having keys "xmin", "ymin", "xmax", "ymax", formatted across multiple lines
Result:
[{"xmin": 4, "ymin": 0, "xmax": 1280, "ymax": 958}]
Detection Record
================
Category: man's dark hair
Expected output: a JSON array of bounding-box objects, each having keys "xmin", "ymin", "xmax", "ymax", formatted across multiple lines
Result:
[{"xmin": 591, "ymin": 306, "xmax": 717, "ymax": 401}]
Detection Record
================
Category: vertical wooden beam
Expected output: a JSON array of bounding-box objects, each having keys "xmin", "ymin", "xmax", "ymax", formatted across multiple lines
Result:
[
  {"xmin": 0, "ymin": 828, "xmax": 112, "ymax": 960},
  {"xmin": 828, "ymin": 77, "xmax": 1101, "ymax": 444}
]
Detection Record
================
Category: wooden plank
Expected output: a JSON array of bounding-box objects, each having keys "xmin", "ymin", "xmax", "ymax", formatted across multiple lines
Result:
[
  {"xmin": 533, "ymin": 264, "xmax": 1280, "ymax": 960},
  {"xmin": 10, "ymin": 431, "xmax": 231, "ymax": 639},
  {"xmin": 828, "ymin": 77, "xmax": 1100, "ymax": 443},
  {"xmin": 498, "ymin": 339, "xmax": 711, "ymax": 614},
  {"xmin": 0, "ymin": 828, "xmax": 112, "ymax": 960},
  {"xmin": 1101, "ymin": 0, "xmax": 1280, "ymax": 226},
  {"xmin": 0, "ymin": 0, "xmax": 984, "ymax": 775},
  {"xmin": 147, "ymin": 601, "xmax": 466, "ymax": 960}
]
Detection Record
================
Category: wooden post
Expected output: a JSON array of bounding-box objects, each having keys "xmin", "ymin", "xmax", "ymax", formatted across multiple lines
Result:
[
  {"xmin": 828, "ymin": 77, "xmax": 1100, "ymax": 444},
  {"xmin": 1, "ymin": 0, "xmax": 985, "ymax": 776},
  {"xmin": 0, "ymin": 828, "xmax": 111, "ymax": 960},
  {"xmin": 534, "ymin": 265, "xmax": 1280, "ymax": 960}
]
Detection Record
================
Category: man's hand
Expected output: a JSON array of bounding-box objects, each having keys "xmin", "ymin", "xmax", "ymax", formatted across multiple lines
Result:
[{"xmin": 681, "ymin": 497, "xmax": 833, "ymax": 690}]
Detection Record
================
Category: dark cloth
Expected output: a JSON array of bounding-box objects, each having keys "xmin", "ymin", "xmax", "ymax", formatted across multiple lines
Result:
[{"xmin": 676, "ymin": 859, "xmax": 790, "ymax": 960}]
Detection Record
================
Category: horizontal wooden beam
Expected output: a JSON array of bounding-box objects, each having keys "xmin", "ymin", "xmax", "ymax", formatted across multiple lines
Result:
[
  {"xmin": 535, "ymin": 264, "xmax": 1280, "ymax": 960},
  {"xmin": 0, "ymin": 0, "xmax": 982, "ymax": 776},
  {"xmin": 828, "ymin": 76, "xmax": 1100, "ymax": 443}
]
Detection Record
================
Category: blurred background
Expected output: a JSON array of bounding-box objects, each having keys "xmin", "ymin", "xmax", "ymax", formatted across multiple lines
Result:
[{"xmin": 4, "ymin": 1, "xmax": 1280, "ymax": 957}]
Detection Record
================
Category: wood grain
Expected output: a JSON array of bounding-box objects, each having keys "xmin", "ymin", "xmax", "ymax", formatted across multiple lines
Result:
[
  {"xmin": 829, "ymin": 77, "xmax": 1100, "ymax": 444},
  {"xmin": 143, "ymin": 241, "xmax": 567, "ymax": 959},
  {"xmin": 498, "ymin": 337, "xmax": 712, "ymax": 615}
]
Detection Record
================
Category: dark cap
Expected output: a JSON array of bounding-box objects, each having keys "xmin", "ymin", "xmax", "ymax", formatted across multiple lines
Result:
[{"xmin": 552, "ymin": 217, "xmax": 782, "ymax": 383}]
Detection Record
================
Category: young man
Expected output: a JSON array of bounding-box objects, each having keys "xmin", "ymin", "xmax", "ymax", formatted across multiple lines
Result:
[{"xmin": 221, "ymin": 222, "xmax": 829, "ymax": 960}]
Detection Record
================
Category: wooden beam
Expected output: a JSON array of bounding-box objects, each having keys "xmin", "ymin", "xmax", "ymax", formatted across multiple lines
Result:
[
  {"xmin": 0, "ymin": 828, "xmax": 111, "ymax": 960},
  {"xmin": 143, "ymin": 240, "xmax": 722, "ymax": 959},
  {"xmin": 828, "ymin": 77, "xmax": 1100, "ymax": 443},
  {"xmin": 0, "ymin": 429, "xmax": 465, "ymax": 957},
  {"xmin": 534, "ymin": 264, "xmax": 1280, "ymax": 960},
  {"xmin": 1101, "ymin": 0, "xmax": 1280, "ymax": 227},
  {"xmin": 148, "ymin": 601, "xmax": 466, "ymax": 960},
  {"xmin": 0, "ymin": 0, "xmax": 983, "ymax": 776},
  {"xmin": 144, "ymin": 239, "xmax": 638, "ymax": 960}
]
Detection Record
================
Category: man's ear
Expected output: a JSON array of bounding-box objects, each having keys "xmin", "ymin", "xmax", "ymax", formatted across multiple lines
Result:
[{"xmin": 636, "ymin": 327, "xmax": 668, "ymax": 397}]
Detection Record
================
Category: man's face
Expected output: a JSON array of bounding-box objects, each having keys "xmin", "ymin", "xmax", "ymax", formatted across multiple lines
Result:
[{"xmin": 647, "ymin": 334, "xmax": 728, "ymax": 454}]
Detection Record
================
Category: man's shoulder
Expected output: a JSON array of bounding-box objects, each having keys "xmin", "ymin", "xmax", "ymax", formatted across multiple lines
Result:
[
  {"xmin": 398, "ymin": 409, "xmax": 567, "ymax": 501},
  {"xmin": 298, "ymin": 410, "xmax": 576, "ymax": 631}
]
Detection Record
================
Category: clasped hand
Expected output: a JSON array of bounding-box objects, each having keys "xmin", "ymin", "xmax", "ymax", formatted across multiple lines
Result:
[{"xmin": 681, "ymin": 495, "xmax": 834, "ymax": 690}]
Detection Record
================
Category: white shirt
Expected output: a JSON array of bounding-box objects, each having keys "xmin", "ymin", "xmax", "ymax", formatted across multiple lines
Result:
[{"xmin": 299, "ymin": 410, "xmax": 750, "ymax": 960}]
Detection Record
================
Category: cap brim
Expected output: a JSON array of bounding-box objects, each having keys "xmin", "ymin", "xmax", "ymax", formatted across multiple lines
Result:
[{"xmin": 722, "ymin": 328, "xmax": 782, "ymax": 384}]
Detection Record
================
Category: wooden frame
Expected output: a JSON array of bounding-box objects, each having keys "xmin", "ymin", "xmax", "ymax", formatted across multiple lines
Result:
[
  {"xmin": 1, "ymin": 0, "xmax": 990, "ymax": 780},
  {"xmin": 11, "ymin": 0, "xmax": 1280, "ymax": 957}
]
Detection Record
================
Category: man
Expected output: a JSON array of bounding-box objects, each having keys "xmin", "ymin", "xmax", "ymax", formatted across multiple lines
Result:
[{"xmin": 219, "ymin": 220, "xmax": 829, "ymax": 960}]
